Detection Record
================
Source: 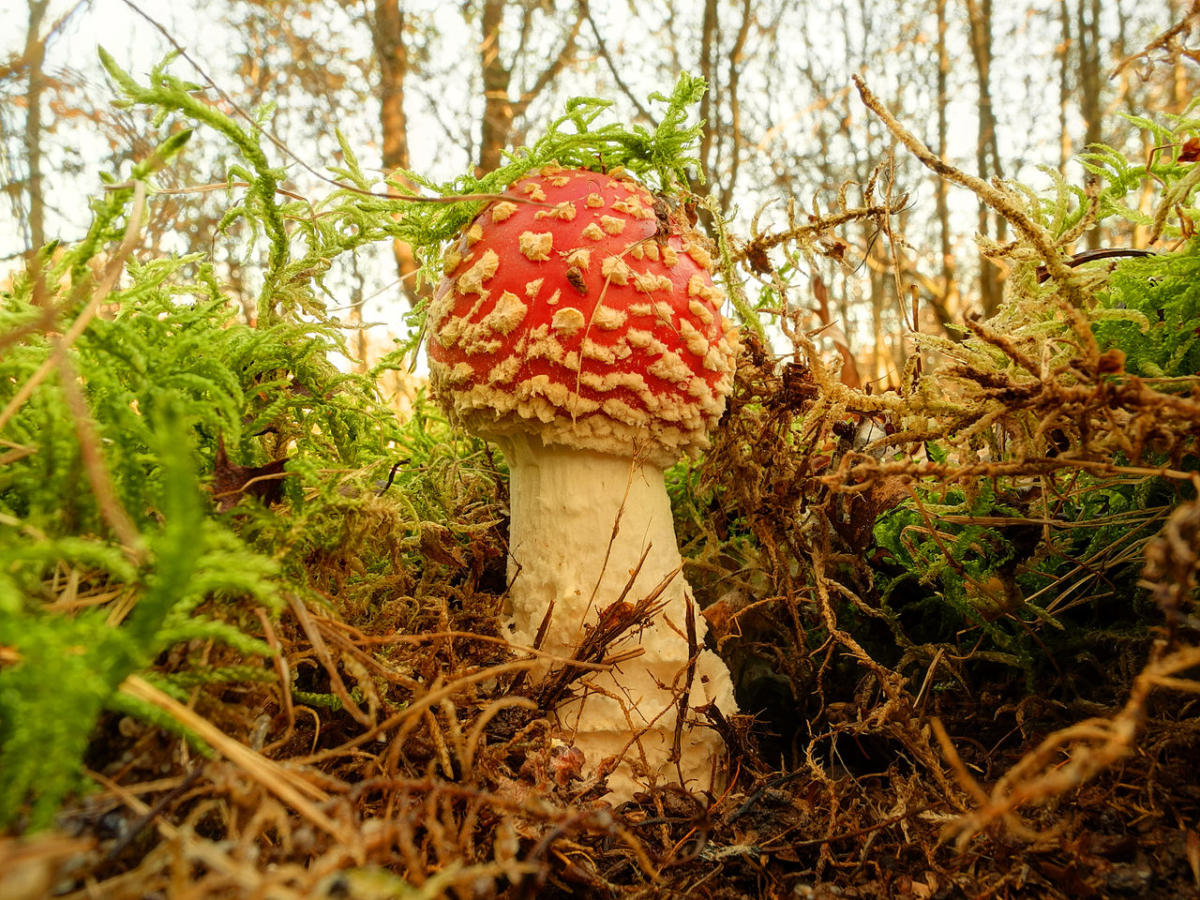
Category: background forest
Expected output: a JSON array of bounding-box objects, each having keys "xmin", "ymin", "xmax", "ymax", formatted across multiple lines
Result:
[
  {"xmin": 1, "ymin": 1, "xmax": 1200, "ymax": 898},
  {"xmin": 4, "ymin": 0, "xmax": 1194, "ymax": 375}
]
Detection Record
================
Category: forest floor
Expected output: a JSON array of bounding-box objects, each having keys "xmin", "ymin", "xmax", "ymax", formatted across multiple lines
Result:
[
  {"xmin": 5, "ymin": 347, "xmax": 1199, "ymax": 900},
  {"xmin": 5, "ymin": 572, "xmax": 1197, "ymax": 900}
]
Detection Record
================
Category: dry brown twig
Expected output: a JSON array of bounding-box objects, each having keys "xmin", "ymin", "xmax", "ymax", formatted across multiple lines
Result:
[
  {"xmin": 285, "ymin": 592, "xmax": 375, "ymax": 728},
  {"xmin": 297, "ymin": 658, "xmax": 536, "ymax": 766},
  {"xmin": 1142, "ymin": 490, "xmax": 1200, "ymax": 635},
  {"xmin": 53, "ymin": 343, "xmax": 147, "ymax": 564},
  {"xmin": 118, "ymin": 675, "xmax": 355, "ymax": 851},
  {"xmin": 0, "ymin": 181, "xmax": 147, "ymax": 434}
]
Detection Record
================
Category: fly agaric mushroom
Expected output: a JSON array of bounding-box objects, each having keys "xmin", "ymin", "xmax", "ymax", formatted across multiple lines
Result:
[{"xmin": 427, "ymin": 164, "xmax": 739, "ymax": 799}]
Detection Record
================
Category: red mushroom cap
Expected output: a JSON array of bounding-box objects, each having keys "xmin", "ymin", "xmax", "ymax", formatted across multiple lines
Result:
[{"xmin": 427, "ymin": 165, "xmax": 739, "ymax": 466}]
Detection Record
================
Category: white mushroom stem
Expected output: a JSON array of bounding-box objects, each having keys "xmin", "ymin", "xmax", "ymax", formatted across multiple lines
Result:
[{"xmin": 498, "ymin": 432, "xmax": 737, "ymax": 799}]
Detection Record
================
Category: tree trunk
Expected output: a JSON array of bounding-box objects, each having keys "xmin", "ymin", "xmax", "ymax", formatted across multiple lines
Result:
[
  {"xmin": 1058, "ymin": 0, "xmax": 1073, "ymax": 170},
  {"xmin": 1168, "ymin": 0, "xmax": 1195, "ymax": 114},
  {"xmin": 698, "ymin": 0, "xmax": 718, "ymax": 182},
  {"xmin": 934, "ymin": 0, "xmax": 956, "ymax": 329},
  {"xmin": 23, "ymin": 0, "xmax": 49, "ymax": 263},
  {"xmin": 370, "ymin": 0, "xmax": 421, "ymax": 305},
  {"xmin": 373, "ymin": 0, "xmax": 410, "ymax": 174},
  {"xmin": 720, "ymin": 0, "xmax": 752, "ymax": 211},
  {"xmin": 1077, "ymin": 0, "xmax": 1104, "ymax": 249},
  {"xmin": 964, "ymin": 0, "xmax": 1004, "ymax": 316},
  {"xmin": 479, "ymin": 0, "xmax": 513, "ymax": 173}
]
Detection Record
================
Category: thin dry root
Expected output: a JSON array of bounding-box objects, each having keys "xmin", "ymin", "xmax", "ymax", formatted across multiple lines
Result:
[{"xmin": 941, "ymin": 643, "xmax": 1200, "ymax": 849}]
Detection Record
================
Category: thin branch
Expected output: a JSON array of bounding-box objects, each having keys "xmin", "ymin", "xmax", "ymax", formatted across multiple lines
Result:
[
  {"xmin": 584, "ymin": 2, "xmax": 652, "ymax": 119},
  {"xmin": 851, "ymin": 74, "xmax": 1100, "ymax": 362},
  {"xmin": 852, "ymin": 75, "xmax": 1068, "ymax": 284},
  {"xmin": 1110, "ymin": 0, "xmax": 1200, "ymax": 76},
  {"xmin": 721, "ymin": 0, "xmax": 753, "ymax": 209}
]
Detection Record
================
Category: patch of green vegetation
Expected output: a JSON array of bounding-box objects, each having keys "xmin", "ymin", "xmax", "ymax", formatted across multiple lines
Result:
[
  {"xmin": 2, "ymin": 61, "xmax": 411, "ymax": 830},
  {"xmin": 1092, "ymin": 243, "xmax": 1200, "ymax": 378}
]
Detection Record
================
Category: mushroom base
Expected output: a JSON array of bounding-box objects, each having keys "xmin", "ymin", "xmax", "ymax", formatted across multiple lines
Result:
[{"xmin": 498, "ymin": 433, "xmax": 737, "ymax": 800}]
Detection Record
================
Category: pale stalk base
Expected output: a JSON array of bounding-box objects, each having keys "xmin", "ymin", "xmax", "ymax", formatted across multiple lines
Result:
[{"xmin": 499, "ymin": 434, "xmax": 737, "ymax": 800}]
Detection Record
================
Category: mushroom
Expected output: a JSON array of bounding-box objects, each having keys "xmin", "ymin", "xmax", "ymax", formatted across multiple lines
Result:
[{"xmin": 427, "ymin": 164, "xmax": 739, "ymax": 799}]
